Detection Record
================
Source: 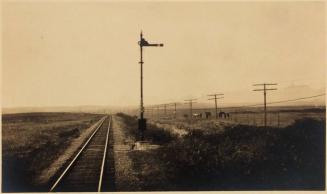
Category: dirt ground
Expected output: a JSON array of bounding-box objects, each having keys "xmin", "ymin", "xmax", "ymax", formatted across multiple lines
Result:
[
  {"xmin": 111, "ymin": 115, "xmax": 172, "ymax": 191},
  {"xmin": 110, "ymin": 115, "xmax": 141, "ymax": 190}
]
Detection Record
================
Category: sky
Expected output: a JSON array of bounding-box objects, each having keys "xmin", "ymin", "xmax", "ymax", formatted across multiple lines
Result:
[{"xmin": 2, "ymin": 1, "xmax": 326, "ymax": 108}]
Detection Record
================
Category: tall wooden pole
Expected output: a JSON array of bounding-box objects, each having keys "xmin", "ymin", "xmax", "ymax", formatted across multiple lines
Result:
[{"xmin": 253, "ymin": 83, "xmax": 277, "ymax": 128}]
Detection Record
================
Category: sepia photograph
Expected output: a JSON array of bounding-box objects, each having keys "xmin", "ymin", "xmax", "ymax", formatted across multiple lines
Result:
[{"xmin": 1, "ymin": 0, "xmax": 326, "ymax": 192}]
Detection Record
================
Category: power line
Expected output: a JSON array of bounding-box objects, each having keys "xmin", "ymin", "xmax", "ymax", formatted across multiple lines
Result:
[
  {"xmin": 184, "ymin": 99, "xmax": 197, "ymax": 123},
  {"xmin": 150, "ymin": 93, "xmax": 325, "ymax": 113},
  {"xmin": 208, "ymin": 93, "xmax": 224, "ymax": 119},
  {"xmin": 253, "ymin": 83, "xmax": 278, "ymax": 127},
  {"xmin": 213, "ymin": 93, "xmax": 326, "ymax": 110},
  {"xmin": 168, "ymin": 102, "xmax": 180, "ymax": 119},
  {"xmin": 266, "ymin": 93, "xmax": 325, "ymax": 105},
  {"xmin": 163, "ymin": 104, "xmax": 167, "ymax": 116}
]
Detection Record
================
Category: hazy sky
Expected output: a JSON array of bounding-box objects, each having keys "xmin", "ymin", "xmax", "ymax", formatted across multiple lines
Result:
[{"xmin": 2, "ymin": 1, "xmax": 326, "ymax": 107}]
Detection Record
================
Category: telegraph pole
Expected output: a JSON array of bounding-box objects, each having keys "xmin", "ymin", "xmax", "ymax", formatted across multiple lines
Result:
[
  {"xmin": 184, "ymin": 99, "xmax": 197, "ymax": 123},
  {"xmin": 138, "ymin": 31, "xmax": 164, "ymax": 140},
  {"xmin": 208, "ymin": 93, "xmax": 224, "ymax": 119},
  {"xmin": 168, "ymin": 102, "xmax": 179, "ymax": 119},
  {"xmin": 163, "ymin": 104, "xmax": 167, "ymax": 116},
  {"xmin": 173, "ymin": 103, "xmax": 177, "ymax": 119},
  {"xmin": 277, "ymin": 112, "xmax": 280, "ymax": 128},
  {"xmin": 253, "ymin": 83, "xmax": 277, "ymax": 128}
]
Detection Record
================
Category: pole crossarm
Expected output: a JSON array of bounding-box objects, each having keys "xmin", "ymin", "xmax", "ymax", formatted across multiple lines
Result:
[
  {"xmin": 253, "ymin": 83, "xmax": 277, "ymax": 86},
  {"xmin": 184, "ymin": 99, "xmax": 197, "ymax": 123},
  {"xmin": 184, "ymin": 99, "xmax": 197, "ymax": 105},
  {"xmin": 208, "ymin": 97, "xmax": 224, "ymax": 100},
  {"xmin": 253, "ymin": 88, "xmax": 277, "ymax": 91},
  {"xmin": 253, "ymin": 83, "xmax": 278, "ymax": 127},
  {"xmin": 207, "ymin": 93, "xmax": 224, "ymax": 119},
  {"xmin": 208, "ymin": 93, "xmax": 224, "ymax": 96}
]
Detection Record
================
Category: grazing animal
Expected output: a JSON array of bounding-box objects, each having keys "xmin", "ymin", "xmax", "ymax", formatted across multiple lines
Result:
[
  {"xmin": 219, "ymin": 111, "xmax": 227, "ymax": 118},
  {"xmin": 192, "ymin": 113, "xmax": 202, "ymax": 119},
  {"xmin": 205, "ymin": 112, "xmax": 212, "ymax": 119}
]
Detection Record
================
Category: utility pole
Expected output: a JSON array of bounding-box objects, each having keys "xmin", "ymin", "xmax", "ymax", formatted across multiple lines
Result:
[
  {"xmin": 208, "ymin": 93, "xmax": 224, "ymax": 119},
  {"xmin": 277, "ymin": 112, "xmax": 280, "ymax": 128},
  {"xmin": 184, "ymin": 99, "xmax": 197, "ymax": 123},
  {"xmin": 253, "ymin": 83, "xmax": 277, "ymax": 128},
  {"xmin": 173, "ymin": 103, "xmax": 177, "ymax": 119},
  {"xmin": 138, "ymin": 31, "xmax": 164, "ymax": 140},
  {"xmin": 163, "ymin": 104, "xmax": 167, "ymax": 116},
  {"xmin": 168, "ymin": 102, "xmax": 179, "ymax": 119}
]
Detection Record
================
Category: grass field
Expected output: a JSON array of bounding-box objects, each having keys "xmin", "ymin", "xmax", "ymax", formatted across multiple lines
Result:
[
  {"xmin": 118, "ymin": 107, "xmax": 326, "ymax": 190},
  {"xmin": 155, "ymin": 118, "xmax": 326, "ymax": 190},
  {"xmin": 145, "ymin": 106, "xmax": 325, "ymax": 130},
  {"xmin": 2, "ymin": 112, "xmax": 103, "ymax": 192}
]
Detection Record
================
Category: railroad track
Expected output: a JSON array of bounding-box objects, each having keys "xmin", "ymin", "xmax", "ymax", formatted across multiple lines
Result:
[{"xmin": 50, "ymin": 115, "xmax": 113, "ymax": 192}]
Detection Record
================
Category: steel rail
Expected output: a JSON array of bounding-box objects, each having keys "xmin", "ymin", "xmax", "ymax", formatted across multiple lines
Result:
[
  {"xmin": 98, "ymin": 116, "xmax": 112, "ymax": 191},
  {"xmin": 49, "ymin": 116, "xmax": 107, "ymax": 192}
]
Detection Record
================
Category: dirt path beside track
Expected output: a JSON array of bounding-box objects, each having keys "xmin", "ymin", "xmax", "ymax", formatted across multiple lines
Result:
[{"xmin": 111, "ymin": 115, "xmax": 141, "ymax": 191}]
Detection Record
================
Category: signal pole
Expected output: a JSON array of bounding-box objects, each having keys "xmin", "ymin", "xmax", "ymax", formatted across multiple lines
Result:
[
  {"xmin": 253, "ymin": 83, "xmax": 277, "ymax": 128},
  {"xmin": 138, "ymin": 31, "xmax": 164, "ymax": 140},
  {"xmin": 208, "ymin": 93, "xmax": 224, "ymax": 119},
  {"xmin": 184, "ymin": 99, "xmax": 197, "ymax": 123}
]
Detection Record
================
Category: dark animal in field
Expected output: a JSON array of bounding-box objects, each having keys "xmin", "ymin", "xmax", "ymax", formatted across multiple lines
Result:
[
  {"xmin": 218, "ymin": 111, "xmax": 229, "ymax": 119},
  {"xmin": 183, "ymin": 114, "xmax": 188, "ymax": 118},
  {"xmin": 205, "ymin": 112, "xmax": 211, "ymax": 119}
]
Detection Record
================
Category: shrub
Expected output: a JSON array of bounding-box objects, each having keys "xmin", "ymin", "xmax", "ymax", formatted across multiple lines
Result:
[
  {"xmin": 116, "ymin": 113, "xmax": 176, "ymax": 144},
  {"xmin": 157, "ymin": 118, "xmax": 325, "ymax": 190}
]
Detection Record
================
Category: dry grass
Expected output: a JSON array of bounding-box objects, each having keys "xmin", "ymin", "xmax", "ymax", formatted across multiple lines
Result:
[
  {"xmin": 149, "ymin": 107, "xmax": 325, "ymax": 130},
  {"xmin": 2, "ymin": 112, "xmax": 103, "ymax": 192},
  {"xmin": 117, "ymin": 112, "xmax": 325, "ymax": 191},
  {"xmin": 154, "ymin": 118, "xmax": 326, "ymax": 190}
]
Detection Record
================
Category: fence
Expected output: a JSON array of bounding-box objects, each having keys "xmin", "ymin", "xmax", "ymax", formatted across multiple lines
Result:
[{"xmin": 143, "ymin": 107, "xmax": 325, "ymax": 128}]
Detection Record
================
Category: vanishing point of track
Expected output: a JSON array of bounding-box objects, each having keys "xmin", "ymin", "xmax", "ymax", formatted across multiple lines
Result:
[{"xmin": 50, "ymin": 115, "xmax": 113, "ymax": 192}]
